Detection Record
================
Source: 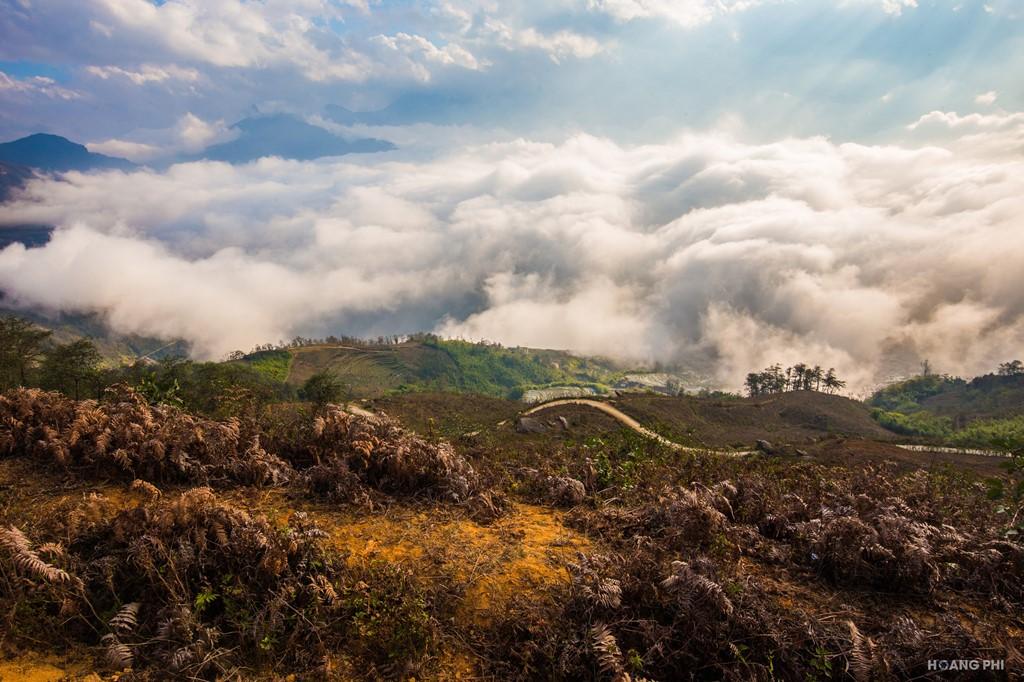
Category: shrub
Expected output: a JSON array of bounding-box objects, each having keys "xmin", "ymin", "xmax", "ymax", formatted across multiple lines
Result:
[
  {"xmin": 288, "ymin": 405, "xmax": 478, "ymax": 502},
  {"xmin": 0, "ymin": 386, "xmax": 291, "ymax": 486}
]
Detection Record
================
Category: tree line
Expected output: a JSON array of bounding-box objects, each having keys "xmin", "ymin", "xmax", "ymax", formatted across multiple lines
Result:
[
  {"xmin": 227, "ymin": 333, "xmax": 413, "ymax": 359},
  {"xmin": 0, "ymin": 317, "xmax": 102, "ymax": 399},
  {"xmin": 998, "ymin": 360, "xmax": 1024, "ymax": 377},
  {"xmin": 744, "ymin": 363, "xmax": 846, "ymax": 397},
  {"xmin": 225, "ymin": 332, "xmax": 533, "ymax": 361},
  {"xmin": 0, "ymin": 316, "xmax": 298, "ymax": 416}
]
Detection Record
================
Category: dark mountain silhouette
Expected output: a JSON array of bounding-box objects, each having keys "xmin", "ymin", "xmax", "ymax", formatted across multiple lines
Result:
[
  {"xmin": 197, "ymin": 114, "xmax": 395, "ymax": 163},
  {"xmin": 0, "ymin": 133, "xmax": 135, "ymax": 173}
]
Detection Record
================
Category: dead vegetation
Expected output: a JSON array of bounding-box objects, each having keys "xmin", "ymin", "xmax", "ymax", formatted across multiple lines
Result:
[
  {"xmin": 294, "ymin": 405, "xmax": 478, "ymax": 502},
  {"xmin": 530, "ymin": 460, "xmax": 1023, "ymax": 681},
  {"xmin": 1, "ymin": 486, "xmax": 449, "ymax": 679},
  {"xmin": 0, "ymin": 387, "xmax": 1022, "ymax": 679},
  {"xmin": 0, "ymin": 387, "xmax": 494, "ymax": 512},
  {"xmin": 0, "ymin": 386, "xmax": 290, "ymax": 486}
]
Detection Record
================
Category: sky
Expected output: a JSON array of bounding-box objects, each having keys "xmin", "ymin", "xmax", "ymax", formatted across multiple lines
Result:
[{"xmin": 0, "ymin": 0, "xmax": 1023, "ymax": 390}]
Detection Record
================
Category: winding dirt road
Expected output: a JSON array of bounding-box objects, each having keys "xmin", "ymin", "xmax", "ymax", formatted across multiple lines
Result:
[
  {"xmin": 523, "ymin": 398, "xmax": 1013, "ymax": 460},
  {"xmin": 522, "ymin": 398, "xmax": 754, "ymax": 455}
]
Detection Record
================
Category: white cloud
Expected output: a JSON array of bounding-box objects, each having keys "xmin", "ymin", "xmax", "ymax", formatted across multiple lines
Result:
[
  {"xmin": 879, "ymin": 0, "xmax": 918, "ymax": 15},
  {"xmin": 589, "ymin": 0, "xmax": 722, "ymax": 28},
  {"xmin": 432, "ymin": 8, "xmax": 607, "ymax": 63},
  {"xmin": 2, "ymin": 111, "xmax": 1024, "ymax": 390},
  {"xmin": 906, "ymin": 109, "xmax": 1024, "ymax": 158},
  {"xmin": 86, "ymin": 113, "xmax": 238, "ymax": 162},
  {"xmin": 839, "ymin": 0, "xmax": 918, "ymax": 15},
  {"xmin": 1, "ymin": 0, "xmax": 440, "ymax": 84},
  {"xmin": 510, "ymin": 28, "xmax": 605, "ymax": 61},
  {"xmin": 908, "ymin": 109, "xmax": 1024, "ymax": 131},
  {"xmin": 85, "ymin": 64, "xmax": 201, "ymax": 85},
  {"xmin": 85, "ymin": 139, "xmax": 162, "ymax": 161},
  {"xmin": 0, "ymin": 71, "xmax": 81, "ymax": 100},
  {"xmin": 372, "ymin": 33, "xmax": 486, "ymax": 80},
  {"xmin": 974, "ymin": 90, "xmax": 998, "ymax": 106},
  {"xmin": 586, "ymin": 0, "xmax": 769, "ymax": 27}
]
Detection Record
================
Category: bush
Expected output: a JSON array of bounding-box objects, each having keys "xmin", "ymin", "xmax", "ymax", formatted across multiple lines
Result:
[
  {"xmin": 287, "ymin": 405, "xmax": 479, "ymax": 502},
  {"xmin": 300, "ymin": 370, "xmax": 346, "ymax": 408},
  {"xmin": 0, "ymin": 386, "xmax": 291, "ymax": 486},
  {"xmin": 870, "ymin": 407, "xmax": 951, "ymax": 438},
  {"xmin": 949, "ymin": 416, "xmax": 1024, "ymax": 451}
]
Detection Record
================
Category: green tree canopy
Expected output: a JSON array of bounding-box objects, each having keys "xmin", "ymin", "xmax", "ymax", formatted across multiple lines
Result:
[
  {"xmin": 40, "ymin": 339, "xmax": 101, "ymax": 399},
  {"xmin": 0, "ymin": 316, "xmax": 52, "ymax": 389},
  {"xmin": 300, "ymin": 370, "xmax": 346, "ymax": 409}
]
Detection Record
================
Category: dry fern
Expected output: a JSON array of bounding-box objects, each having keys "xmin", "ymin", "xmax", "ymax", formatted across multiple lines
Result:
[
  {"xmin": 660, "ymin": 560, "xmax": 734, "ymax": 617},
  {"xmin": 591, "ymin": 623, "xmax": 630, "ymax": 681},
  {"xmin": 0, "ymin": 525, "xmax": 79, "ymax": 587},
  {"xmin": 0, "ymin": 386, "xmax": 293, "ymax": 486},
  {"xmin": 102, "ymin": 634, "xmax": 134, "ymax": 671},
  {"xmin": 110, "ymin": 602, "xmax": 142, "ymax": 634}
]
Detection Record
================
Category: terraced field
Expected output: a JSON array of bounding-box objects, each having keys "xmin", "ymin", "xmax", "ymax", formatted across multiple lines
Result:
[
  {"xmin": 275, "ymin": 339, "xmax": 625, "ymax": 399},
  {"xmin": 285, "ymin": 343, "xmax": 456, "ymax": 397}
]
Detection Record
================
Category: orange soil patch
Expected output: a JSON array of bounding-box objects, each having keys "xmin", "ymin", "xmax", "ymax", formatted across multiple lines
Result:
[
  {"xmin": 330, "ymin": 502, "xmax": 591, "ymax": 624},
  {"xmin": 231, "ymin": 490, "xmax": 594, "ymax": 678},
  {"xmin": 235, "ymin": 489, "xmax": 592, "ymax": 627},
  {"xmin": 1, "ymin": 463, "xmax": 591, "ymax": 631},
  {"xmin": 0, "ymin": 655, "xmax": 100, "ymax": 681},
  {"xmin": 1, "ymin": 462, "xmax": 593, "ymax": 679}
]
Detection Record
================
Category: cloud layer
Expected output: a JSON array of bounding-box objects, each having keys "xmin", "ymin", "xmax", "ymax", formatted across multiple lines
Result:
[{"xmin": 2, "ymin": 108, "xmax": 1022, "ymax": 390}]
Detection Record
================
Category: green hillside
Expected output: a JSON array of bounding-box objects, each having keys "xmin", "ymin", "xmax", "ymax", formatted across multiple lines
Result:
[
  {"xmin": 868, "ymin": 371, "xmax": 1024, "ymax": 451},
  {"xmin": 243, "ymin": 349, "xmax": 293, "ymax": 383},
  {"xmin": 250, "ymin": 338, "xmax": 625, "ymax": 400}
]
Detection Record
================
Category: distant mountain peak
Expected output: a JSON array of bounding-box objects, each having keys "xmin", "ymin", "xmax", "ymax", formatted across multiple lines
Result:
[
  {"xmin": 197, "ymin": 113, "xmax": 396, "ymax": 164},
  {"xmin": 0, "ymin": 133, "xmax": 135, "ymax": 173}
]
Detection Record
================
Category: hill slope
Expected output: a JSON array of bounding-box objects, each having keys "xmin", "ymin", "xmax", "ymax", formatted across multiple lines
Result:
[
  {"xmin": 613, "ymin": 390, "xmax": 896, "ymax": 448},
  {"xmin": 0, "ymin": 309, "xmax": 187, "ymax": 364},
  {"xmin": 0, "ymin": 133, "xmax": 134, "ymax": 172},
  {"xmin": 198, "ymin": 114, "xmax": 395, "ymax": 163},
  {"xmin": 256, "ymin": 338, "xmax": 625, "ymax": 400},
  {"xmin": 0, "ymin": 160, "xmax": 35, "ymax": 201},
  {"xmin": 869, "ymin": 373, "xmax": 1024, "ymax": 450}
]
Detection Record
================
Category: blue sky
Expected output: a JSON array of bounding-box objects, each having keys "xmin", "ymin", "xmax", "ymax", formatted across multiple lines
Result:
[
  {"xmin": 1, "ymin": 0, "xmax": 1023, "ymax": 388},
  {"xmin": 0, "ymin": 0, "xmax": 1020, "ymax": 145}
]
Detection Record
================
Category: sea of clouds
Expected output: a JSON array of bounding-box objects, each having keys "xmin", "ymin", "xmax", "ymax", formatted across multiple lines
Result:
[{"xmin": 1, "ymin": 108, "xmax": 1022, "ymax": 391}]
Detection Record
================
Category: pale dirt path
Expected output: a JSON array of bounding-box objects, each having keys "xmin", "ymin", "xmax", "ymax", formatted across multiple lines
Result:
[
  {"xmin": 523, "ymin": 398, "xmax": 753, "ymax": 456},
  {"xmin": 894, "ymin": 443, "xmax": 1012, "ymax": 459},
  {"xmin": 341, "ymin": 397, "xmax": 1011, "ymax": 461},
  {"xmin": 524, "ymin": 398, "xmax": 1014, "ymax": 461}
]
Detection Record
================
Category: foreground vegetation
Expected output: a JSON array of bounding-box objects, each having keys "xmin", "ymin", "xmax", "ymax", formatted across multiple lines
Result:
[{"xmin": 0, "ymin": 384, "xmax": 1022, "ymax": 679}]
